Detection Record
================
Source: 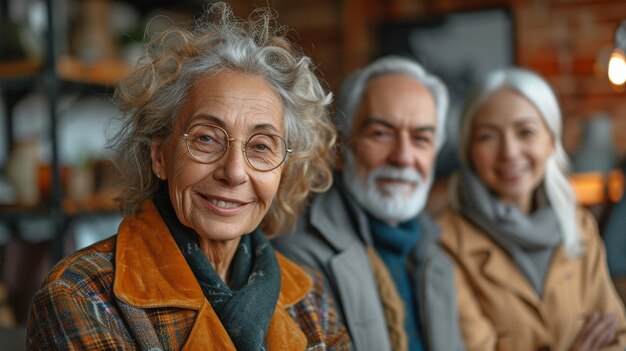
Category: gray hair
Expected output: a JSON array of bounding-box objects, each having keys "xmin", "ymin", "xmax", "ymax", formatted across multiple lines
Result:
[
  {"xmin": 109, "ymin": 2, "xmax": 335, "ymax": 235},
  {"xmin": 336, "ymin": 56, "xmax": 449, "ymax": 152},
  {"xmin": 451, "ymin": 67, "xmax": 581, "ymax": 256}
]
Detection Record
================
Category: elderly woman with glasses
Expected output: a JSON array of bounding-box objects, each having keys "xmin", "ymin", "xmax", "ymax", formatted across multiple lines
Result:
[{"xmin": 26, "ymin": 3, "xmax": 351, "ymax": 350}]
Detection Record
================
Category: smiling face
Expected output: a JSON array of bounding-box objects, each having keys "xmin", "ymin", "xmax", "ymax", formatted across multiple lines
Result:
[
  {"xmin": 350, "ymin": 74, "xmax": 437, "ymax": 195},
  {"xmin": 469, "ymin": 88, "xmax": 554, "ymax": 212},
  {"xmin": 151, "ymin": 70, "xmax": 284, "ymax": 243},
  {"xmin": 343, "ymin": 73, "xmax": 437, "ymax": 223}
]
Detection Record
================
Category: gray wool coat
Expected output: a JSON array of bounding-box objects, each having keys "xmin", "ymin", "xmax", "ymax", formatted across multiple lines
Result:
[{"xmin": 272, "ymin": 177, "xmax": 465, "ymax": 351}]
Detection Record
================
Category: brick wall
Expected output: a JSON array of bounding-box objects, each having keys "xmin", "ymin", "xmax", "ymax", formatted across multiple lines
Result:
[
  {"xmin": 370, "ymin": 0, "xmax": 626, "ymax": 157},
  {"xmin": 512, "ymin": 1, "xmax": 626, "ymax": 156},
  {"xmin": 227, "ymin": 0, "xmax": 343, "ymax": 90},
  {"xmin": 230, "ymin": 0, "xmax": 626, "ymax": 158}
]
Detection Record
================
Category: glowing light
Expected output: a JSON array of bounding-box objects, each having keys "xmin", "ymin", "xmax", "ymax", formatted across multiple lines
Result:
[{"xmin": 608, "ymin": 49, "xmax": 626, "ymax": 86}]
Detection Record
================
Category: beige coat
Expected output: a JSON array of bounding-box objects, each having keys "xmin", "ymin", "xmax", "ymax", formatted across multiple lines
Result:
[{"xmin": 437, "ymin": 207, "xmax": 626, "ymax": 351}]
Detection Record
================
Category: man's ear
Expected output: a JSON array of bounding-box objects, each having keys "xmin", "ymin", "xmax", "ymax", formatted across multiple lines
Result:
[{"xmin": 150, "ymin": 139, "xmax": 167, "ymax": 180}]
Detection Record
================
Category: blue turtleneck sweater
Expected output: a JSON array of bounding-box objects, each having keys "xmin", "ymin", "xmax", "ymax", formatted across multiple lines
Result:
[{"xmin": 369, "ymin": 215, "xmax": 425, "ymax": 351}]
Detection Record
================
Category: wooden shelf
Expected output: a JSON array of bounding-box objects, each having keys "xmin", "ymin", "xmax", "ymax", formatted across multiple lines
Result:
[
  {"xmin": 0, "ymin": 205, "xmax": 53, "ymax": 219},
  {"xmin": 0, "ymin": 60, "xmax": 42, "ymax": 79},
  {"xmin": 0, "ymin": 189, "xmax": 120, "ymax": 218},
  {"xmin": 0, "ymin": 57, "xmax": 132, "ymax": 87},
  {"xmin": 56, "ymin": 56, "xmax": 132, "ymax": 86},
  {"xmin": 62, "ymin": 188, "xmax": 121, "ymax": 216}
]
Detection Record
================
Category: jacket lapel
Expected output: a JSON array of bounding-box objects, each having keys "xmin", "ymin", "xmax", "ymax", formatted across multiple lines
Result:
[
  {"xmin": 542, "ymin": 234, "xmax": 588, "ymax": 298},
  {"xmin": 266, "ymin": 253, "xmax": 310, "ymax": 351},
  {"xmin": 310, "ymin": 182, "xmax": 372, "ymax": 250},
  {"xmin": 418, "ymin": 251, "xmax": 460, "ymax": 351},
  {"xmin": 114, "ymin": 201, "xmax": 310, "ymax": 350},
  {"xmin": 181, "ymin": 302, "xmax": 237, "ymax": 350},
  {"xmin": 114, "ymin": 201, "xmax": 205, "ymax": 309},
  {"xmin": 310, "ymin": 184, "xmax": 391, "ymax": 351},
  {"xmin": 412, "ymin": 214, "xmax": 461, "ymax": 351},
  {"xmin": 182, "ymin": 255, "xmax": 310, "ymax": 351},
  {"xmin": 464, "ymin": 226, "xmax": 540, "ymax": 307},
  {"xmin": 329, "ymin": 246, "xmax": 391, "ymax": 351},
  {"xmin": 472, "ymin": 223, "xmax": 586, "ymax": 310}
]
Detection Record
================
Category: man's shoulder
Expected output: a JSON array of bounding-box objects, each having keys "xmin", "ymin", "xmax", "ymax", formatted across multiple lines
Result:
[
  {"xmin": 275, "ymin": 184, "xmax": 361, "ymax": 246},
  {"xmin": 272, "ymin": 211, "xmax": 354, "ymax": 262}
]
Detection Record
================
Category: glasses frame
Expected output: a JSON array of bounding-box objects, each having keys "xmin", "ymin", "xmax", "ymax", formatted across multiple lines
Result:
[{"xmin": 182, "ymin": 123, "xmax": 292, "ymax": 172}]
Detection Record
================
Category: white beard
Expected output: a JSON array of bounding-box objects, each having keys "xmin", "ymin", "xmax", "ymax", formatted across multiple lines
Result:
[{"xmin": 341, "ymin": 150, "xmax": 432, "ymax": 223}]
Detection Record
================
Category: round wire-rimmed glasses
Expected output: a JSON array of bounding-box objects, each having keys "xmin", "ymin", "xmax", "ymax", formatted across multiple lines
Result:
[{"xmin": 182, "ymin": 123, "xmax": 292, "ymax": 172}]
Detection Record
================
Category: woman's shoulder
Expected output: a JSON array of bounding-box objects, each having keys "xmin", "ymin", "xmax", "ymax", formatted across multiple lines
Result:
[
  {"xmin": 275, "ymin": 251, "xmax": 313, "ymax": 302},
  {"xmin": 436, "ymin": 206, "xmax": 464, "ymax": 234},
  {"xmin": 573, "ymin": 206, "xmax": 604, "ymax": 252},
  {"xmin": 290, "ymin": 265, "xmax": 327, "ymax": 312},
  {"xmin": 27, "ymin": 236, "xmax": 134, "ymax": 349},
  {"xmin": 285, "ymin": 263, "xmax": 353, "ymax": 350},
  {"xmin": 436, "ymin": 207, "xmax": 485, "ymax": 253},
  {"xmin": 575, "ymin": 206, "xmax": 599, "ymax": 237},
  {"xmin": 435, "ymin": 206, "xmax": 465, "ymax": 226},
  {"xmin": 275, "ymin": 253, "xmax": 352, "ymax": 349},
  {"xmin": 39, "ymin": 236, "xmax": 117, "ymax": 294}
]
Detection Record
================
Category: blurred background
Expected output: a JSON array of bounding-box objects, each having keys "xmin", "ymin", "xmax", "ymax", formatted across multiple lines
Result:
[{"xmin": 1, "ymin": 0, "xmax": 625, "ymax": 345}]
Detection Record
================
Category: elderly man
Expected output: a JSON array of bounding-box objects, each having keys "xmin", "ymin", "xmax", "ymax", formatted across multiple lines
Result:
[{"xmin": 273, "ymin": 56, "xmax": 464, "ymax": 351}]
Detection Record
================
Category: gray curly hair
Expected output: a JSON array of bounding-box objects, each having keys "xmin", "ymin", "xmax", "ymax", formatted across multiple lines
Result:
[{"xmin": 109, "ymin": 2, "xmax": 335, "ymax": 235}]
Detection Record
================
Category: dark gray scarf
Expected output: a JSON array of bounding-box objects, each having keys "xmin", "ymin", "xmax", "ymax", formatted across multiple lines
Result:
[
  {"xmin": 458, "ymin": 167, "xmax": 561, "ymax": 295},
  {"xmin": 153, "ymin": 183, "xmax": 281, "ymax": 351}
]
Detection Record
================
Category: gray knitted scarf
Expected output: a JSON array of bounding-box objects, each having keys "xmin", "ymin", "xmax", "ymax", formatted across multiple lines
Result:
[{"xmin": 458, "ymin": 167, "xmax": 561, "ymax": 295}]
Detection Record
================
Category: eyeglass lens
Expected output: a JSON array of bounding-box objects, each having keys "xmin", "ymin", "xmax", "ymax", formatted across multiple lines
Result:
[{"xmin": 185, "ymin": 124, "xmax": 288, "ymax": 171}]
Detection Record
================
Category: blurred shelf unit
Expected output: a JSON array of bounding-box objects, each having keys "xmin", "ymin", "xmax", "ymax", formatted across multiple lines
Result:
[
  {"xmin": 0, "ymin": 55, "xmax": 124, "ymax": 221},
  {"xmin": 56, "ymin": 56, "xmax": 132, "ymax": 86},
  {"xmin": 0, "ymin": 60, "xmax": 42, "ymax": 79},
  {"xmin": 0, "ymin": 0, "xmax": 128, "ymax": 262},
  {"xmin": 0, "ymin": 57, "xmax": 131, "ymax": 87},
  {"xmin": 0, "ymin": 192, "xmax": 120, "ymax": 219},
  {"xmin": 0, "ymin": 0, "xmax": 204, "ymax": 260}
]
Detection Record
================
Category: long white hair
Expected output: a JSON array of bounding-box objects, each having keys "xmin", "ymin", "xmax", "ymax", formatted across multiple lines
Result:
[{"xmin": 450, "ymin": 67, "xmax": 581, "ymax": 257}]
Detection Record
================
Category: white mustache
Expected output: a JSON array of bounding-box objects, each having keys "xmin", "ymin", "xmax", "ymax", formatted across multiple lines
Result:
[
  {"xmin": 342, "ymin": 150, "xmax": 432, "ymax": 223},
  {"xmin": 370, "ymin": 167, "xmax": 424, "ymax": 184}
]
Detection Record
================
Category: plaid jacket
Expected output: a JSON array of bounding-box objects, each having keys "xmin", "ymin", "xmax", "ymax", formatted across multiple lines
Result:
[{"xmin": 27, "ymin": 201, "xmax": 352, "ymax": 350}]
